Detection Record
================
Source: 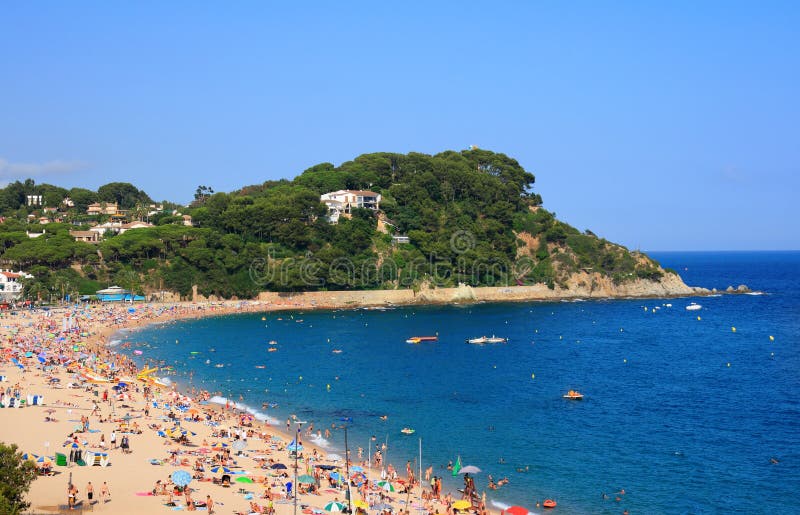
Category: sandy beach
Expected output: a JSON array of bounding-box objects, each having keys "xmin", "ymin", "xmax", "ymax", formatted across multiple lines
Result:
[{"xmin": 0, "ymin": 301, "xmax": 498, "ymax": 515}]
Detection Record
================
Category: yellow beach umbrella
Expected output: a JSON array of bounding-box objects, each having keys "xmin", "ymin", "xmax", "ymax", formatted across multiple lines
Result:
[
  {"xmin": 452, "ymin": 500, "xmax": 472, "ymax": 510},
  {"xmin": 353, "ymin": 500, "xmax": 369, "ymax": 510}
]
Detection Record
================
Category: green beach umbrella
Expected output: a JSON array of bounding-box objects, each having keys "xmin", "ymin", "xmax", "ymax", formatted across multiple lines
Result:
[
  {"xmin": 377, "ymin": 480, "xmax": 395, "ymax": 492},
  {"xmin": 235, "ymin": 476, "xmax": 254, "ymax": 484},
  {"xmin": 297, "ymin": 474, "xmax": 315, "ymax": 485},
  {"xmin": 324, "ymin": 502, "xmax": 347, "ymax": 512}
]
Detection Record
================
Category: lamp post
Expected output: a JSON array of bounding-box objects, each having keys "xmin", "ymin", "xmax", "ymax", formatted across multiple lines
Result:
[
  {"xmin": 344, "ymin": 426, "xmax": 352, "ymax": 514},
  {"xmin": 293, "ymin": 423, "xmax": 301, "ymax": 515}
]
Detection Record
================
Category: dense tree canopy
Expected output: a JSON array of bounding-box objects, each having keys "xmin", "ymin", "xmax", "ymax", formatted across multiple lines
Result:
[{"xmin": 0, "ymin": 149, "xmax": 667, "ymax": 299}]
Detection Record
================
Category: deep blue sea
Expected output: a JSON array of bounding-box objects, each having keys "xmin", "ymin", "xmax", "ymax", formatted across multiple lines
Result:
[{"xmin": 122, "ymin": 251, "xmax": 800, "ymax": 514}]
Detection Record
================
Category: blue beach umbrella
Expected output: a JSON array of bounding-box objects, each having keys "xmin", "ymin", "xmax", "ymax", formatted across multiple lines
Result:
[
  {"xmin": 210, "ymin": 466, "xmax": 232, "ymax": 474},
  {"xmin": 171, "ymin": 470, "xmax": 193, "ymax": 487}
]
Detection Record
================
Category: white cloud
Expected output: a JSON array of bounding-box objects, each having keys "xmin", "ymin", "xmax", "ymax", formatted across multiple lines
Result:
[{"xmin": 0, "ymin": 157, "xmax": 88, "ymax": 179}]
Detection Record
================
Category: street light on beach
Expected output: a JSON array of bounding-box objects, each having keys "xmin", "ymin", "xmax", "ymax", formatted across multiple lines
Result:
[{"xmin": 293, "ymin": 423, "xmax": 301, "ymax": 515}]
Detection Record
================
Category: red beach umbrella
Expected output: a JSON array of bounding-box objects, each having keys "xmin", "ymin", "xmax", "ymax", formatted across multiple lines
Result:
[{"xmin": 505, "ymin": 507, "xmax": 529, "ymax": 515}]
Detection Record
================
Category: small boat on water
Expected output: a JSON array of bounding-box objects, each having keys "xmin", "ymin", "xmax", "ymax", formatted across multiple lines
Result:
[
  {"xmin": 466, "ymin": 336, "xmax": 507, "ymax": 344},
  {"xmin": 400, "ymin": 427, "xmax": 415, "ymax": 435},
  {"xmin": 563, "ymin": 390, "xmax": 584, "ymax": 400},
  {"xmin": 685, "ymin": 303, "xmax": 702, "ymax": 311},
  {"xmin": 406, "ymin": 336, "xmax": 438, "ymax": 344},
  {"xmin": 543, "ymin": 499, "xmax": 557, "ymax": 509}
]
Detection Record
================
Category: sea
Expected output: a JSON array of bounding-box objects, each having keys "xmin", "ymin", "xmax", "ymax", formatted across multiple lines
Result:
[{"xmin": 120, "ymin": 251, "xmax": 800, "ymax": 514}]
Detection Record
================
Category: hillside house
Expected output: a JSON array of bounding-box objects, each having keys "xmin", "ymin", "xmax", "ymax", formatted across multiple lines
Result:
[
  {"xmin": 86, "ymin": 202, "xmax": 119, "ymax": 215},
  {"xmin": 69, "ymin": 230, "xmax": 101, "ymax": 243},
  {"xmin": 320, "ymin": 189, "xmax": 381, "ymax": 223},
  {"xmin": 119, "ymin": 221, "xmax": 154, "ymax": 233},
  {"xmin": 0, "ymin": 269, "xmax": 33, "ymax": 301},
  {"xmin": 90, "ymin": 221, "xmax": 122, "ymax": 236}
]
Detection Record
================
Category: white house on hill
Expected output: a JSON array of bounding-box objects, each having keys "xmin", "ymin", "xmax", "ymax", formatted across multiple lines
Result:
[
  {"xmin": 0, "ymin": 269, "xmax": 34, "ymax": 301},
  {"xmin": 320, "ymin": 190, "xmax": 381, "ymax": 223}
]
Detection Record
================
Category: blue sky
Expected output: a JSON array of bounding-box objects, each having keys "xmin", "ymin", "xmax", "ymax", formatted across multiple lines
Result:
[{"xmin": 1, "ymin": 1, "xmax": 797, "ymax": 250}]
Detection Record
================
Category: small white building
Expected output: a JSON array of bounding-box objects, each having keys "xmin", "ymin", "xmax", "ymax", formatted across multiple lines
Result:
[
  {"xmin": 0, "ymin": 269, "xmax": 34, "ymax": 301},
  {"xmin": 320, "ymin": 190, "xmax": 382, "ymax": 223},
  {"xmin": 119, "ymin": 221, "xmax": 154, "ymax": 234},
  {"xmin": 90, "ymin": 221, "xmax": 123, "ymax": 236}
]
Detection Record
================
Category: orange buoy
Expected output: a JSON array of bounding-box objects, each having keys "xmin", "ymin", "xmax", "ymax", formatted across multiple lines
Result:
[{"xmin": 543, "ymin": 499, "xmax": 557, "ymax": 508}]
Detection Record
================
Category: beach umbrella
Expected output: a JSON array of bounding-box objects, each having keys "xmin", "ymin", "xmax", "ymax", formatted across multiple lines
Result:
[
  {"xmin": 504, "ymin": 507, "xmax": 529, "ymax": 515},
  {"xmin": 330, "ymin": 471, "xmax": 342, "ymax": 481},
  {"xmin": 232, "ymin": 440, "xmax": 247, "ymax": 452},
  {"xmin": 452, "ymin": 501, "xmax": 472, "ymax": 511},
  {"xmin": 350, "ymin": 465, "xmax": 364, "ymax": 472},
  {"xmin": 353, "ymin": 500, "xmax": 369, "ymax": 510},
  {"xmin": 376, "ymin": 481, "xmax": 395, "ymax": 492},
  {"xmin": 372, "ymin": 503, "xmax": 393, "ymax": 512},
  {"xmin": 325, "ymin": 502, "xmax": 347, "ymax": 512},
  {"xmin": 171, "ymin": 470, "xmax": 193, "ymax": 487},
  {"xmin": 297, "ymin": 474, "xmax": 315, "ymax": 485},
  {"xmin": 235, "ymin": 476, "xmax": 254, "ymax": 484},
  {"xmin": 458, "ymin": 465, "xmax": 481, "ymax": 474},
  {"xmin": 211, "ymin": 466, "xmax": 232, "ymax": 474},
  {"xmin": 315, "ymin": 464, "xmax": 336, "ymax": 470},
  {"xmin": 271, "ymin": 463, "xmax": 288, "ymax": 470}
]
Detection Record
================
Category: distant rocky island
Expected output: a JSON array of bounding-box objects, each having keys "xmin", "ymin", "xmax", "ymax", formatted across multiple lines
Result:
[{"xmin": 0, "ymin": 149, "xmax": 713, "ymax": 303}]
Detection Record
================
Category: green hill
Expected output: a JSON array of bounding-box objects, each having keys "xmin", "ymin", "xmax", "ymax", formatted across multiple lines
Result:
[{"xmin": 0, "ymin": 149, "xmax": 675, "ymax": 300}]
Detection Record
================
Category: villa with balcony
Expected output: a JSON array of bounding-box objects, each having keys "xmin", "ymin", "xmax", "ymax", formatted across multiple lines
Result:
[{"xmin": 320, "ymin": 189, "xmax": 382, "ymax": 223}]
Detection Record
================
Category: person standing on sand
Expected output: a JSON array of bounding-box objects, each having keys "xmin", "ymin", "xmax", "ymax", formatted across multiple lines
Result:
[
  {"xmin": 100, "ymin": 481, "xmax": 110, "ymax": 503},
  {"xmin": 110, "ymin": 429, "xmax": 117, "ymax": 449},
  {"xmin": 206, "ymin": 494, "xmax": 214, "ymax": 514},
  {"xmin": 86, "ymin": 481, "xmax": 94, "ymax": 505}
]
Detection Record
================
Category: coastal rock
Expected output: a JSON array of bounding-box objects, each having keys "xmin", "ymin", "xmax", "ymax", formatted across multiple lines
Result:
[
  {"xmin": 726, "ymin": 286, "xmax": 735, "ymax": 292},
  {"xmin": 737, "ymin": 284, "xmax": 750, "ymax": 292}
]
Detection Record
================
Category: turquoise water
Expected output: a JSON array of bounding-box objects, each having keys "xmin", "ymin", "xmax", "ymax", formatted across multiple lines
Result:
[{"xmin": 124, "ymin": 252, "xmax": 800, "ymax": 513}]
